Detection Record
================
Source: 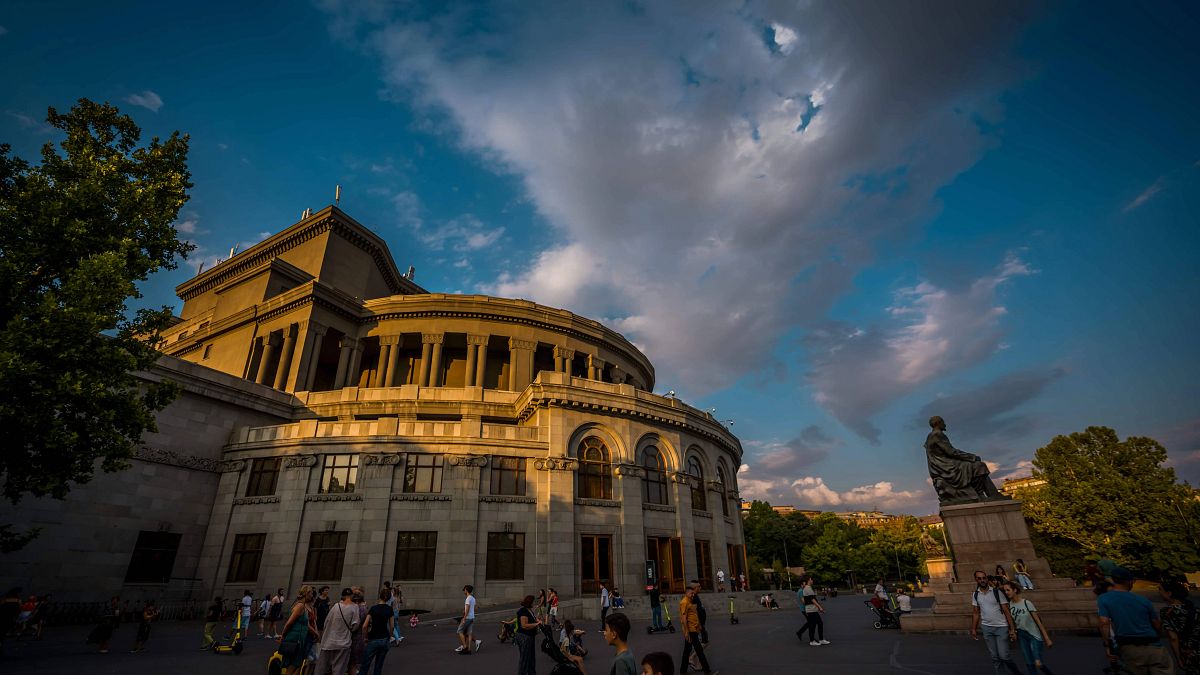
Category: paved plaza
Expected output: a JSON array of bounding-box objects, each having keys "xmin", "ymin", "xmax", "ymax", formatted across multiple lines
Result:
[{"xmin": 1, "ymin": 594, "xmax": 1118, "ymax": 674}]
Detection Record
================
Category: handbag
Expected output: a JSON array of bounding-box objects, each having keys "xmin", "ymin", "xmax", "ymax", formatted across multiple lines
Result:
[{"xmin": 278, "ymin": 639, "xmax": 302, "ymax": 659}]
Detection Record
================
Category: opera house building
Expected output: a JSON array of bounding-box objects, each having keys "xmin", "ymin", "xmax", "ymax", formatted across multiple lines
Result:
[{"xmin": 1, "ymin": 206, "xmax": 747, "ymax": 612}]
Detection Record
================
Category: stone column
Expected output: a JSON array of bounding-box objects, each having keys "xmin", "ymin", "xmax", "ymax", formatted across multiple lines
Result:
[
  {"xmin": 255, "ymin": 331, "xmax": 281, "ymax": 385},
  {"xmin": 424, "ymin": 333, "xmax": 444, "ymax": 387},
  {"xmin": 468, "ymin": 334, "xmax": 490, "ymax": 387},
  {"xmin": 382, "ymin": 336, "xmax": 401, "ymax": 387},
  {"xmin": 372, "ymin": 341, "xmax": 391, "ymax": 388},
  {"xmin": 587, "ymin": 354, "xmax": 606, "ymax": 381},
  {"xmin": 333, "ymin": 336, "xmax": 353, "ymax": 389},
  {"xmin": 615, "ymin": 464, "xmax": 648, "ymax": 595},
  {"xmin": 464, "ymin": 343, "xmax": 479, "ymax": 387},
  {"xmin": 554, "ymin": 346, "xmax": 575, "ymax": 376},
  {"xmin": 285, "ymin": 321, "xmax": 314, "ymax": 391},
  {"xmin": 299, "ymin": 324, "xmax": 327, "ymax": 391},
  {"xmin": 346, "ymin": 340, "xmax": 364, "ymax": 388},
  {"xmin": 671, "ymin": 470, "xmax": 697, "ymax": 583},
  {"xmin": 273, "ymin": 324, "xmax": 299, "ymax": 389},
  {"xmin": 508, "ymin": 338, "xmax": 536, "ymax": 391},
  {"xmin": 418, "ymin": 341, "xmax": 433, "ymax": 387}
]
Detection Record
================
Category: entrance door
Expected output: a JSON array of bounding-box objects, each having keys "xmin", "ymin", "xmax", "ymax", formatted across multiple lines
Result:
[
  {"xmin": 581, "ymin": 535, "xmax": 612, "ymax": 595},
  {"xmin": 646, "ymin": 536, "xmax": 685, "ymax": 594}
]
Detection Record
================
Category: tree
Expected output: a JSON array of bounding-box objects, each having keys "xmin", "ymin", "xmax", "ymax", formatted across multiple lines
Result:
[
  {"xmin": 0, "ymin": 100, "xmax": 192, "ymax": 550},
  {"xmin": 1022, "ymin": 426, "xmax": 1200, "ymax": 578},
  {"xmin": 741, "ymin": 500, "xmax": 814, "ymax": 567},
  {"xmin": 869, "ymin": 516, "xmax": 925, "ymax": 581}
]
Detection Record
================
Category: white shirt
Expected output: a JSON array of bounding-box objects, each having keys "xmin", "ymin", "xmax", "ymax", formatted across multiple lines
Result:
[
  {"xmin": 464, "ymin": 594, "xmax": 476, "ymax": 620},
  {"xmin": 260, "ymin": 598, "xmax": 272, "ymax": 614},
  {"xmin": 241, "ymin": 594, "xmax": 253, "ymax": 617},
  {"xmin": 897, "ymin": 594, "xmax": 912, "ymax": 612},
  {"xmin": 717, "ymin": 570, "xmax": 725, "ymax": 582},
  {"xmin": 972, "ymin": 586, "xmax": 1009, "ymax": 628},
  {"xmin": 875, "ymin": 583, "xmax": 888, "ymax": 599},
  {"xmin": 600, "ymin": 587, "xmax": 610, "ymax": 608}
]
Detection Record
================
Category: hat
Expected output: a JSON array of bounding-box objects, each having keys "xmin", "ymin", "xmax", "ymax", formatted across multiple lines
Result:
[{"xmin": 1109, "ymin": 566, "xmax": 1135, "ymax": 582}]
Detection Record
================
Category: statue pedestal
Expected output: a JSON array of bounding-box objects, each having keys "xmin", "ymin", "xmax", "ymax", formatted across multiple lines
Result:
[
  {"xmin": 902, "ymin": 499, "xmax": 1096, "ymax": 633},
  {"xmin": 924, "ymin": 556, "xmax": 955, "ymax": 592}
]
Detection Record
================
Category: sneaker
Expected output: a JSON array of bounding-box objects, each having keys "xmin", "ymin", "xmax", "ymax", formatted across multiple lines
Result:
[
  {"xmin": 455, "ymin": 646, "xmax": 464, "ymax": 653},
  {"xmin": 474, "ymin": 639, "xmax": 482, "ymax": 652},
  {"xmin": 819, "ymin": 639, "xmax": 831, "ymax": 645},
  {"xmin": 397, "ymin": 636, "xmax": 405, "ymax": 643},
  {"xmin": 810, "ymin": 640, "xmax": 821, "ymax": 646}
]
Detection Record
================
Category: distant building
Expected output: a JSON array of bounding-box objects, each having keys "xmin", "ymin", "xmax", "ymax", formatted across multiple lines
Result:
[
  {"xmin": 917, "ymin": 514, "xmax": 944, "ymax": 530},
  {"xmin": 1000, "ymin": 475, "xmax": 1047, "ymax": 497},
  {"xmin": 832, "ymin": 510, "xmax": 901, "ymax": 528}
]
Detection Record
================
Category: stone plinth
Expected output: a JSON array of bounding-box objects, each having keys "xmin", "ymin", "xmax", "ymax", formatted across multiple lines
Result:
[{"xmin": 902, "ymin": 499, "xmax": 1096, "ymax": 634}]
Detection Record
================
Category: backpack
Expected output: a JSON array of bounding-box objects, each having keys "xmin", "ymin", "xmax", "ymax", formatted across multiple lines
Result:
[{"xmin": 973, "ymin": 587, "xmax": 1004, "ymax": 607}]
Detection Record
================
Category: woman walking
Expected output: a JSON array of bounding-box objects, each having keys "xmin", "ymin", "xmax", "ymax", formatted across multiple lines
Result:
[
  {"xmin": 358, "ymin": 588, "xmax": 395, "ymax": 675},
  {"xmin": 87, "ymin": 596, "xmax": 121, "ymax": 654},
  {"xmin": 514, "ymin": 594, "xmax": 542, "ymax": 675},
  {"xmin": 278, "ymin": 586, "xmax": 318, "ymax": 675},
  {"xmin": 535, "ymin": 589, "xmax": 547, "ymax": 623},
  {"xmin": 389, "ymin": 585, "xmax": 405, "ymax": 645},
  {"xmin": 1002, "ymin": 581, "xmax": 1054, "ymax": 674},
  {"xmin": 267, "ymin": 588, "xmax": 285, "ymax": 638},
  {"xmin": 799, "ymin": 576, "xmax": 829, "ymax": 646},
  {"xmin": 130, "ymin": 600, "xmax": 158, "ymax": 653}
]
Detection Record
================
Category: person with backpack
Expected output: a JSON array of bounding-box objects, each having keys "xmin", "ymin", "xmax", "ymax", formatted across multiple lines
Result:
[
  {"xmin": 796, "ymin": 576, "xmax": 829, "ymax": 646},
  {"xmin": 969, "ymin": 570, "xmax": 1022, "ymax": 674},
  {"xmin": 315, "ymin": 588, "xmax": 359, "ymax": 675},
  {"xmin": 1002, "ymin": 581, "xmax": 1054, "ymax": 674}
]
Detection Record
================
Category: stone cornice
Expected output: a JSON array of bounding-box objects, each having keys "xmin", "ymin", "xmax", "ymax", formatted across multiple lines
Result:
[
  {"xmin": 363, "ymin": 454, "xmax": 402, "ymax": 466},
  {"xmin": 643, "ymin": 503, "xmax": 676, "ymax": 513},
  {"xmin": 691, "ymin": 509, "xmax": 712, "ymax": 519},
  {"xmin": 284, "ymin": 455, "xmax": 318, "ymax": 468},
  {"xmin": 480, "ymin": 495, "xmax": 536, "ymax": 504},
  {"xmin": 134, "ymin": 446, "xmax": 220, "ymax": 472},
  {"xmin": 391, "ymin": 493, "xmax": 452, "ymax": 502},
  {"xmin": 448, "ymin": 454, "xmax": 488, "ymax": 467},
  {"xmin": 305, "ymin": 493, "xmax": 363, "ymax": 502},
  {"xmin": 614, "ymin": 463, "xmax": 644, "ymax": 477},
  {"xmin": 232, "ymin": 495, "xmax": 280, "ymax": 506},
  {"xmin": 670, "ymin": 471, "xmax": 692, "ymax": 484},
  {"xmin": 575, "ymin": 498, "xmax": 621, "ymax": 508}
]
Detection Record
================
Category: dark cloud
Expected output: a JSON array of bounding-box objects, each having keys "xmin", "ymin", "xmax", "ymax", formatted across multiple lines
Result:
[
  {"xmin": 754, "ymin": 424, "xmax": 839, "ymax": 473},
  {"xmin": 915, "ymin": 366, "xmax": 1068, "ymax": 442}
]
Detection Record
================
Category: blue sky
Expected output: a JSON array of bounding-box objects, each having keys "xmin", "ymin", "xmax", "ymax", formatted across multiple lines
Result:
[{"xmin": 3, "ymin": 0, "xmax": 1197, "ymax": 514}]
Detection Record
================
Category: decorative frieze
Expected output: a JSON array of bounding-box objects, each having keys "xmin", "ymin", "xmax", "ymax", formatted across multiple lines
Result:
[
  {"xmin": 614, "ymin": 464, "xmax": 645, "ymax": 477},
  {"xmin": 691, "ymin": 509, "xmax": 712, "ymax": 519},
  {"xmin": 534, "ymin": 458, "xmax": 578, "ymax": 471},
  {"xmin": 305, "ymin": 493, "xmax": 363, "ymax": 502},
  {"xmin": 217, "ymin": 459, "xmax": 246, "ymax": 473},
  {"xmin": 134, "ymin": 447, "xmax": 220, "ymax": 473},
  {"xmin": 480, "ymin": 495, "xmax": 537, "ymax": 504},
  {"xmin": 232, "ymin": 495, "xmax": 281, "ymax": 506},
  {"xmin": 390, "ymin": 494, "xmax": 452, "ymax": 502},
  {"xmin": 575, "ymin": 498, "xmax": 621, "ymax": 509},
  {"xmin": 363, "ymin": 454, "xmax": 402, "ymax": 466},
  {"xmin": 670, "ymin": 472, "xmax": 692, "ymax": 484},
  {"xmin": 421, "ymin": 333, "xmax": 444, "ymax": 344},
  {"xmin": 448, "ymin": 455, "xmax": 488, "ymax": 467},
  {"xmin": 284, "ymin": 455, "xmax": 318, "ymax": 468},
  {"xmin": 643, "ymin": 503, "xmax": 676, "ymax": 513},
  {"xmin": 706, "ymin": 480, "xmax": 727, "ymax": 493},
  {"xmin": 508, "ymin": 337, "xmax": 537, "ymax": 351}
]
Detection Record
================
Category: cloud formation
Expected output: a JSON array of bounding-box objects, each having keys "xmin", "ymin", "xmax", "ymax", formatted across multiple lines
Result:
[
  {"xmin": 1123, "ymin": 177, "xmax": 1164, "ymax": 212},
  {"xmin": 125, "ymin": 90, "xmax": 164, "ymax": 112},
  {"xmin": 738, "ymin": 468, "xmax": 924, "ymax": 511},
  {"xmin": 915, "ymin": 365, "xmax": 1067, "ymax": 444},
  {"xmin": 807, "ymin": 254, "xmax": 1035, "ymax": 442},
  {"xmin": 323, "ymin": 0, "xmax": 1035, "ymax": 395}
]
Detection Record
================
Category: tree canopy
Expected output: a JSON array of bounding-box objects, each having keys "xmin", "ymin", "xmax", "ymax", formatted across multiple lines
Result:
[
  {"xmin": 1021, "ymin": 426, "xmax": 1200, "ymax": 578},
  {"xmin": 0, "ymin": 99, "xmax": 192, "ymax": 549}
]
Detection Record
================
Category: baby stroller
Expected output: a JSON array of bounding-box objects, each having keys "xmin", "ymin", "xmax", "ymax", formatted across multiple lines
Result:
[
  {"xmin": 540, "ymin": 623, "xmax": 583, "ymax": 675},
  {"xmin": 498, "ymin": 616, "xmax": 518, "ymax": 644},
  {"xmin": 865, "ymin": 597, "xmax": 900, "ymax": 629}
]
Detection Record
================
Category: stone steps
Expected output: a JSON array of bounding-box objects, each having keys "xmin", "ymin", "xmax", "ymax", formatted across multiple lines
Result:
[{"xmin": 901, "ymin": 606, "xmax": 1097, "ymax": 633}]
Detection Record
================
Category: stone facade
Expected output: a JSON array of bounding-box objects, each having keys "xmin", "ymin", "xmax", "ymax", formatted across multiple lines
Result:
[{"xmin": 0, "ymin": 206, "xmax": 746, "ymax": 612}]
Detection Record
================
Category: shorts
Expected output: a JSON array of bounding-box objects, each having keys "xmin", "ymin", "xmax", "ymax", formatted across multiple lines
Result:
[
  {"xmin": 549, "ymin": 606, "xmax": 558, "ymax": 617},
  {"xmin": 457, "ymin": 618, "xmax": 474, "ymax": 635}
]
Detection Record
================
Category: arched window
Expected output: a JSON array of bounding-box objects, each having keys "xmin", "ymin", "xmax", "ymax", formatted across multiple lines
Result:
[
  {"xmin": 642, "ymin": 446, "xmax": 669, "ymax": 505},
  {"xmin": 687, "ymin": 456, "xmax": 707, "ymax": 511},
  {"xmin": 716, "ymin": 466, "xmax": 730, "ymax": 517},
  {"xmin": 578, "ymin": 437, "xmax": 613, "ymax": 500}
]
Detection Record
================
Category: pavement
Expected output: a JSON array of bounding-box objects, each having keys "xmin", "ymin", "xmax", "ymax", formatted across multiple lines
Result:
[{"xmin": 0, "ymin": 594, "xmax": 1120, "ymax": 674}]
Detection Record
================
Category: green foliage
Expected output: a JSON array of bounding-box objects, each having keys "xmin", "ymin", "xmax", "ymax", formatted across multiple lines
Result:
[
  {"xmin": 741, "ymin": 500, "xmax": 814, "ymax": 566},
  {"xmin": 0, "ymin": 99, "xmax": 192, "ymax": 550},
  {"xmin": 1028, "ymin": 529, "xmax": 1090, "ymax": 581},
  {"xmin": 1022, "ymin": 426, "xmax": 1200, "ymax": 578}
]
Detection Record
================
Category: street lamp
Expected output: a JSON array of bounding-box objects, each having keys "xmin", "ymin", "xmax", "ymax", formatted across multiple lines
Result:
[{"xmin": 783, "ymin": 539, "xmax": 793, "ymax": 590}]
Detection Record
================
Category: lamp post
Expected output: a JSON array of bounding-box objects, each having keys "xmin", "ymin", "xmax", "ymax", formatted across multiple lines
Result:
[{"xmin": 783, "ymin": 539, "xmax": 793, "ymax": 590}]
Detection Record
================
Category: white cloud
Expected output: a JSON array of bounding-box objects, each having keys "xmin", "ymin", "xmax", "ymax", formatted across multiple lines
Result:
[
  {"xmin": 739, "ymin": 470, "xmax": 924, "ymax": 511},
  {"xmin": 1123, "ymin": 177, "xmax": 1164, "ymax": 212},
  {"xmin": 391, "ymin": 190, "xmax": 422, "ymax": 228},
  {"xmin": 124, "ymin": 90, "xmax": 164, "ymax": 112},
  {"xmin": 408, "ymin": 212, "xmax": 505, "ymax": 253},
  {"xmin": 175, "ymin": 219, "xmax": 198, "ymax": 234},
  {"xmin": 217, "ymin": 143, "xmax": 229, "ymax": 151},
  {"xmin": 324, "ymin": 1, "xmax": 1033, "ymax": 394},
  {"xmin": 807, "ymin": 253, "xmax": 1035, "ymax": 442}
]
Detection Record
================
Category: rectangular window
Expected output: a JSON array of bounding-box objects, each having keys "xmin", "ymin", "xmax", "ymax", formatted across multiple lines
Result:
[
  {"xmin": 486, "ymin": 532, "xmax": 525, "ymax": 580},
  {"xmin": 303, "ymin": 531, "xmax": 348, "ymax": 581},
  {"xmin": 489, "ymin": 456, "xmax": 527, "ymax": 496},
  {"xmin": 403, "ymin": 454, "xmax": 443, "ymax": 493},
  {"xmin": 245, "ymin": 457, "xmax": 281, "ymax": 497},
  {"xmin": 124, "ymin": 531, "xmax": 182, "ymax": 584},
  {"xmin": 320, "ymin": 454, "xmax": 358, "ymax": 494},
  {"xmin": 394, "ymin": 531, "xmax": 438, "ymax": 580},
  {"xmin": 581, "ymin": 535, "xmax": 612, "ymax": 595},
  {"xmin": 695, "ymin": 540, "xmax": 713, "ymax": 591},
  {"xmin": 226, "ymin": 533, "xmax": 266, "ymax": 583}
]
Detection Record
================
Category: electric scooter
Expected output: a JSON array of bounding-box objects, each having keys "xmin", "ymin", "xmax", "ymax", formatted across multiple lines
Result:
[
  {"xmin": 213, "ymin": 610, "xmax": 245, "ymax": 655},
  {"xmin": 646, "ymin": 595, "xmax": 675, "ymax": 634},
  {"xmin": 728, "ymin": 595, "xmax": 739, "ymax": 624}
]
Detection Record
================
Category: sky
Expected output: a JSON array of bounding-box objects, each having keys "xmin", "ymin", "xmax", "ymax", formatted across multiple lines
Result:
[{"xmin": 3, "ymin": 0, "xmax": 1198, "ymax": 516}]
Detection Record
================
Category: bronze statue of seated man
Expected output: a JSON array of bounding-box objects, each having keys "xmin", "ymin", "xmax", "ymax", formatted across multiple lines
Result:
[{"xmin": 924, "ymin": 416, "xmax": 1006, "ymax": 505}]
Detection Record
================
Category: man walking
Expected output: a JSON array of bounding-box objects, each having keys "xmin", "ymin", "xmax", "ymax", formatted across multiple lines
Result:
[
  {"xmin": 315, "ymin": 588, "xmax": 358, "ymax": 675},
  {"xmin": 716, "ymin": 569, "xmax": 725, "ymax": 593},
  {"xmin": 1098, "ymin": 567, "xmax": 1174, "ymax": 674},
  {"xmin": 969, "ymin": 570, "xmax": 1022, "ymax": 674},
  {"xmin": 649, "ymin": 584, "xmax": 664, "ymax": 631},
  {"xmin": 456, "ymin": 584, "xmax": 481, "ymax": 655},
  {"xmin": 600, "ymin": 581, "xmax": 611, "ymax": 632},
  {"xmin": 679, "ymin": 585, "xmax": 717, "ymax": 675}
]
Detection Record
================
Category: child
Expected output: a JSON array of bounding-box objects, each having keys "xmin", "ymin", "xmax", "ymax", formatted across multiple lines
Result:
[
  {"xmin": 560, "ymin": 619, "xmax": 587, "ymax": 657},
  {"xmin": 1002, "ymin": 581, "xmax": 1053, "ymax": 674},
  {"xmin": 570, "ymin": 612, "xmax": 635, "ymax": 675},
  {"xmin": 641, "ymin": 651, "xmax": 675, "ymax": 675}
]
